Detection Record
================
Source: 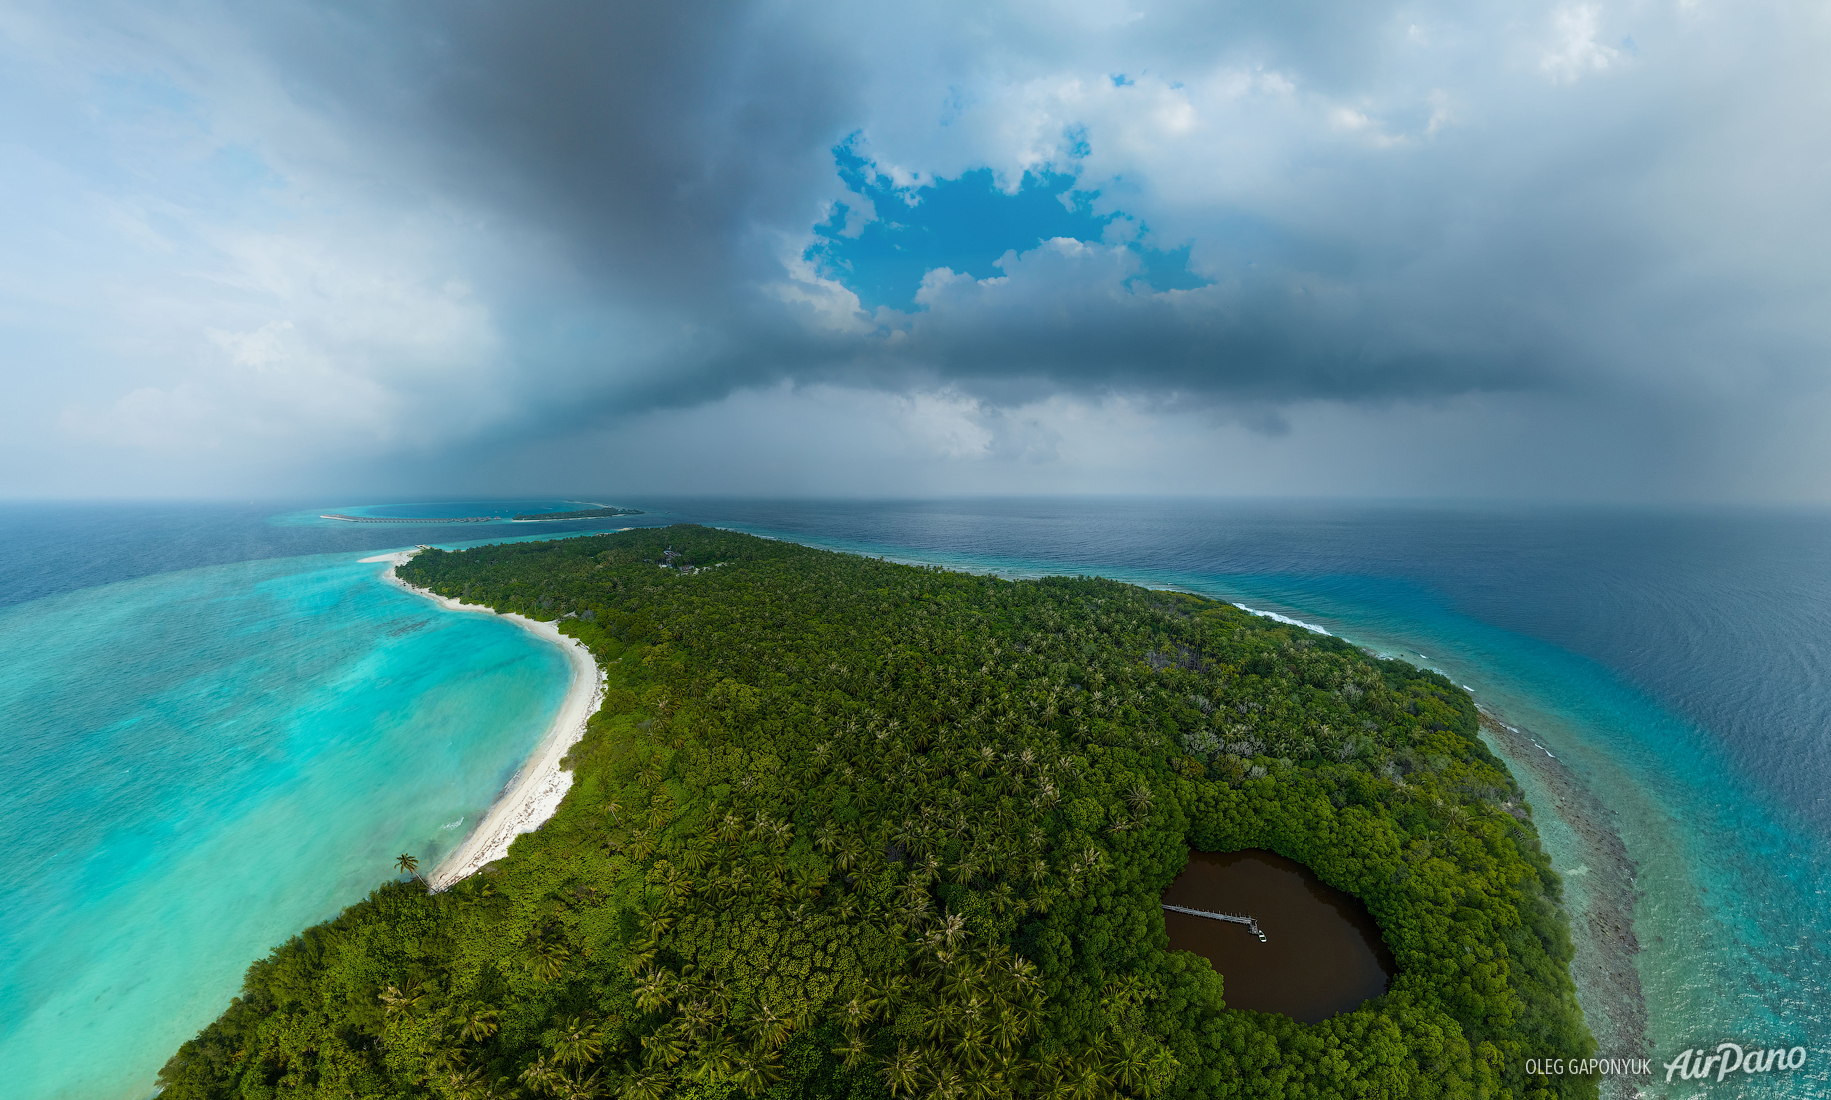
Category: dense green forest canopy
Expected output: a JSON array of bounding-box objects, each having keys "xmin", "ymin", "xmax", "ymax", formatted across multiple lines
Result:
[{"xmin": 161, "ymin": 526, "xmax": 1594, "ymax": 1100}]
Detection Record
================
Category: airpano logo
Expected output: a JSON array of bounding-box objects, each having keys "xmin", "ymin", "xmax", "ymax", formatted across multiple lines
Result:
[
  {"xmin": 1524, "ymin": 1044, "xmax": 1809, "ymax": 1084},
  {"xmin": 1664, "ymin": 1043, "xmax": 1807, "ymax": 1083}
]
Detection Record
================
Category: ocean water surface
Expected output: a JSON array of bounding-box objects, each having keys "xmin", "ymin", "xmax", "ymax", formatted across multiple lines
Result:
[
  {"xmin": 0, "ymin": 501, "xmax": 640, "ymax": 1100},
  {"xmin": 3, "ymin": 497, "xmax": 1827, "ymax": 1098}
]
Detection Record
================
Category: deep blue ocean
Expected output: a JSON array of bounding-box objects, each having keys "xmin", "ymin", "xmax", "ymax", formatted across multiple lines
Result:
[{"xmin": 2, "ymin": 498, "xmax": 1826, "ymax": 1098}]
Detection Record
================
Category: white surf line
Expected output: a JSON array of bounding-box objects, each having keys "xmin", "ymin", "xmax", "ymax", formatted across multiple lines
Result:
[
  {"xmin": 361, "ymin": 549, "xmax": 607, "ymax": 889},
  {"xmin": 1474, "ymin": 706, "xmax": 1558, "ymax": 760},
  {"xmin": 1233, "ymin": 603, "xmax": 1334, "ymax": 637}
]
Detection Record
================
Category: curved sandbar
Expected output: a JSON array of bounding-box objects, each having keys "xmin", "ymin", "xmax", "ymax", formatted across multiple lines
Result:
[{"xmin": 361, "ymin": 550, "xmax": 606, "ymax": 889}]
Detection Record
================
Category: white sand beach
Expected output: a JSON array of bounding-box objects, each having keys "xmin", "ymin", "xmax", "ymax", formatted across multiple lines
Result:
[{"xmin": 362, "ymin": 550, "xmax": 606, "ymax": 889}]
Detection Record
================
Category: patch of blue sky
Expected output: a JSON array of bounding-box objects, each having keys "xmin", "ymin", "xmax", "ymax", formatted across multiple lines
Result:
[
  {"xmin": 809, "ymin": 147, "xmax": 1207, "ymax": 312},
  {"xmin": 94, "ymin": 70, "xmax": 203, "ymax": 118},
  {"xmin": 91, "ymin": 69, "xmax": 292, "ymax": 224},
  {"xmin": 203, "ymin": 143, "xmax": 288, "ymax": 192}
]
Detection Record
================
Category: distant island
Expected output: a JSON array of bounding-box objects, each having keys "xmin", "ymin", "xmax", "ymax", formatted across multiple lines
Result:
[
  {"xmin": 318, "ymin": 505, "xmax": 642, "ymax": 524},
  {"xmin": 161, "ymin": 527, "xmax": 1594, "ymax": 1100},
  {"xmin": 320, "ymin": 513, "xmax": 496, "ymax": 524},
  {"xmin": 511, "ymin": 506, "xmax": 643, "ymax": 521}
]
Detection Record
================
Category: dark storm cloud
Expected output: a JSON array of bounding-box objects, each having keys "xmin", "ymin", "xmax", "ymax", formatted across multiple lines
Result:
[
  {"xmin": 213, "ymin": 0, "xmax": 1601, "ymax": 417},
  {"xmin": 10, "ymin": 0, "xmax": 1831, "ymax": 499},
  {"xmin": 246, "ymin": 2, "xmax": 855, "ymax": 307},
  {"xmin": 221, "ymin": 0, "xmax": 1828, "ymax": 435}
]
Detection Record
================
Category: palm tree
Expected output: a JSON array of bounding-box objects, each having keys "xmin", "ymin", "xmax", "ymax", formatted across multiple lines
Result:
[
  {"xmin": 1125, "ymin": 784, "xmax": 1153, "ymax": 813},
  {"xmin": 952, "ymin": 1024, "xmax": 995, "ymax": 1072},
  {"xmin": 395, "ymin": 852, "xmax": 426, "ymax": 884},
  {"xmin": 458, "ymin": 1007, "xmax": 500, "ymax": 1044},
  {"xmin": 832, "ymin": 1032, "xmax": 870, "ymax": 1068},
  {"xmin": 1103, "ymin": 1036, "xmax": 1152, "ymax": 1094},
  {"xmin": 689, "ymin": 1028, "xmax": 740, "ymax": 1083},
  {"xmin": 732, "ymin": 1047, "xmax": 782, "ymax": 1097},
  {"xmin": 443, "ymin": 1063, "xmax": 488, "ymax": 1100},
  {"xmin": 379, "ymin": 983, "xmax": 425, "ymax": 1020},
  {"xmin": 949, "ymin": 857, "xmax": 980, "ymax": 886},
  {"xmin": 519, "ymin": 1055, "xmax": 561, "ymax": 1096},
  {"xmin": 558, "ymin": 1068, "xmax": 603, "ymax": 1100},
  {"xmin": 1063, "ymin": 1061, "xmax": 1109, "ymax": 1100},
  {"xmin": 627, "ymin": 829, "xmax": 656, "ymax": 863},
  {"xmin": 620, "ymin": 1070, "xmax": 672, "ymax": 1100},
  {"xmin": 554, "ymin": 1016, "xmax": 603, "ymax": 1068},
  {"xmin": 632, "ymin": 968, "xmax": 673, "ymax": 1013},
  {"xmin": 467, "ymin": 1075, "xmax": 515, "ymax": 1100},
  {"xmin": 892, "ymin": 873, "xmax": 927, "ymax": 908},
  {"xmin": 640, "ymin": 1027, "xmax": 689, "ymax": 1069},
  {"xmin": 747, "ymin": 811, "xmax": 773, "ymax": 842},
  {"xmin": 744, "ymin": 1002, "xmax": 792, "ymax": 1049},
  {"xmin": 524, "ymin": 938, "xmax": 570, "ymax": 983},
  {"xmin": 935, "ymin": 1066, "xmax": 974, "ymax": 1100},
  {"xmin": 937, "ymin": 912, "xmax": 968, "ymax": 950}
]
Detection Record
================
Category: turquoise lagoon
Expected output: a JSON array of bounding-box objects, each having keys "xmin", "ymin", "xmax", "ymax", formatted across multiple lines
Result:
[{"xmin": 0, "ymin": 549, "xmax": 569, "ymax": 1100}]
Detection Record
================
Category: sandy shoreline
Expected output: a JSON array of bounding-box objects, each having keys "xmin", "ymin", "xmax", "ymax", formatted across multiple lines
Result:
[{"xmin": 362, "ymin": 550, "xmax": 606, "ymax": 890}]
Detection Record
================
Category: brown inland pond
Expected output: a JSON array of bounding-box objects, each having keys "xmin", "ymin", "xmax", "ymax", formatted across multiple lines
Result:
[{"xmin": 1162, "ymin": 849, "xmax": 1396, "ymax": 1023}]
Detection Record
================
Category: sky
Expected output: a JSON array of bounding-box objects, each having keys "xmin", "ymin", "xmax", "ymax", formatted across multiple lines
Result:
[{"xmin": 2, "ymin": 0, "xmax": 1830, "ymax": 502}]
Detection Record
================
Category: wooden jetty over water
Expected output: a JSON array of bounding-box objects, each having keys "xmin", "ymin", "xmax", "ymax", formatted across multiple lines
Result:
[{"xmin": 1162, "ymin": 903, "xmax": 1267, "ymax": 941}]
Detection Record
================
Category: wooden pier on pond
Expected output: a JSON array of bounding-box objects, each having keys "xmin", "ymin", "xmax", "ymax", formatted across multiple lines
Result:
[{"xmin": 1162, "ymin": 903, "xmax": 1266, "ymax": 941}]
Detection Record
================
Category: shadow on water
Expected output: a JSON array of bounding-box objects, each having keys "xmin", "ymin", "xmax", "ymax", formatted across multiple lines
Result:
[{"xmin": 1163, "ymin": 849, "xmax": 1395, "ymax": 1023}]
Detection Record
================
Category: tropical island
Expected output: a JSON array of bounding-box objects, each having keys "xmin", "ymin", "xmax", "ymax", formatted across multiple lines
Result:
[
  {"xmin": 159, "ymin": 526, "xmax": 1594, "ymax": 1100},
  {"xmin": 513, "ymin": 506, "xmax": 645, "ymax": 521}
]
